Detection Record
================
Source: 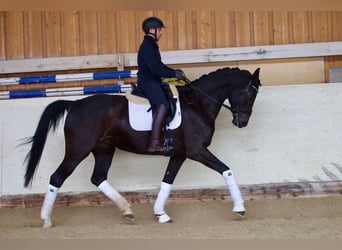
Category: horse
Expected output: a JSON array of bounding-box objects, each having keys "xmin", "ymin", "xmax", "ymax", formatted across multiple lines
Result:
[{"xmin": 23, "ymin": 67, "xmax": 261, "ymax": 228}]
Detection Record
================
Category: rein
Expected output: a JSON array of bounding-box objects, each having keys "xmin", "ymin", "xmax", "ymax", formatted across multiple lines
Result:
[
  {"xmin": 184, "ymin": 77, "xmax": 258, "ymax": 113},
  {"xmin": 184, "ymin": 77, "xmax": 232, "ymax": 111}
]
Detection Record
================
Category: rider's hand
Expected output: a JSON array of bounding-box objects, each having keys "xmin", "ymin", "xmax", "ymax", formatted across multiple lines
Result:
[{"xmin": 175, "ymin": 69, "xmax": 186, "ymax": 81}]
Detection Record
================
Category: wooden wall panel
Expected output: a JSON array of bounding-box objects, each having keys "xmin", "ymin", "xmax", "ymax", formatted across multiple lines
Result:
[
  {"xmin": 5, "ymin": 11, "xmax": 24, "ymax": 59},
  {"xmin": 195, "ymin": 11, "xmax": 215, "ymax": 49},
  {"xmin": 213, "ymin": 11, "xmax": 234, "ymax": 48},
  {"xmin": 272, "ymin": 11, "xmax": 290, "ymax": 45},
  {"xmin": 0, "ymin": 10, "xmax": 341, "ymax": 81},
  {"xmin": 252, "ymin": 11, "xmax": 273, "ymax": 46},
  {"xmin": 96, "ymin": 12, "xmax": 117, "ymax": 55},
  {"xmin": 43, "ymin": 12, "xmax": 62, "ymax": 57},
  {"xmin": 79, "ymin": 12, "xmax": 98, "ymax": 55},
  {"xmin": 312, "ymin": 12, "xmax": 332, "ymax": 42},
  {"xmin": 23, "ymin": 12, "xmax": 43, "ymax": 58},
  {"xmin": 115, "ymin": 11, "xmax": 137, "ymax": 53},
  {"xmin": 234, "ymin": 11, "xmax": 252, "ymax": 47},
  {"xmin": 0, "ymin": 12, "xmax": 5, "ymax": 60},
  {"xmin": 60, "ymin": 11, "xmax": 80, "ymax": 56},
  {"xmin": 291, "ymin": 11, "xmax": 313, "ymax": 44},
  {"xmin": 1, "ymin": 10, "xmax": 341, "ymax": 59},
  {"xmin": 331, "ymin": 12, "xmax": 342, "ymax": 41}
]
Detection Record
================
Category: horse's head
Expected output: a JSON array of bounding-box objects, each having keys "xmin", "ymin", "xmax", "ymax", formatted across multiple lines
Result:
[{"xmin": 230, "ymin": 68, "xmax": 261, "ymax": 128}]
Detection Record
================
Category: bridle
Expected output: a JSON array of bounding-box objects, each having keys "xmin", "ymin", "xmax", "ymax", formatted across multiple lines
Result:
[
  {"xmin": 184, "ymin": 77, "xmax": 259, "ymax": 116},
  {"xmin": 230, "ymin": 80, "xmax": 259, "ymax": 117}
]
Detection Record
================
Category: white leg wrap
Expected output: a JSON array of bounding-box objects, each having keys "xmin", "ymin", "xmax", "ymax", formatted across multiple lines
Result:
[
  {"xmin": 41, "ymin": 184, "xmax": 59, "ymax": 220},
  {"xmin": 223, "ymin": 170, "xmax": 245, "ymax": 212},
  {"xmin": 98, "ymin": 180, "xmax": 131, "ymax": 213},
  {"xmin": 154, "ymin": 182, "xmax": 172, "ymax": 215}
]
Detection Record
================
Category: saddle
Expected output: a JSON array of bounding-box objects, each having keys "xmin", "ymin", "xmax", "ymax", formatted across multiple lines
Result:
[
  {"xmin": 129, "ymin": 83, "xmax": 177, "ymax": 125},
  {"xmin": 125, "ymin": 83, "xmax": 182, "ymax": 131}
]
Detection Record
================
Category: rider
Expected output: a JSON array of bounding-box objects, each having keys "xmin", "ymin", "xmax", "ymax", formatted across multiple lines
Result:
[{"xmin": 137, "ymin": 16, "xmax": 186, "ymax": 153}]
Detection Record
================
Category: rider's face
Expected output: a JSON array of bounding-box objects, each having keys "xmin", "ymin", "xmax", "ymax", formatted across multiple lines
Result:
[
  {"xmin": 155, "ymin": 28, "xmax": 163, "ymax": 40},
  {"xmin": 148, "ymin": 27, "xmax": 163, "ymax": 41}
]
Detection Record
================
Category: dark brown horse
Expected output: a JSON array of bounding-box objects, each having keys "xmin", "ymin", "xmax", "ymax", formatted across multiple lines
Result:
[{"xmin": 23, "ymin": 67, "xmax": 261, "ymax": 228}]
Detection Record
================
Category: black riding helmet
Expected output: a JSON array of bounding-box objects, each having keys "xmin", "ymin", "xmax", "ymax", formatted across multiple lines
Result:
[{"xmin": 142, "ymin": 16, "xmax": 165, "ymax": 41}]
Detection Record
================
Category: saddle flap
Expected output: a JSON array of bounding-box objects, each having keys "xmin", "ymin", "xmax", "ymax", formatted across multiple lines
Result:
[{"xmin": 125, "ymin": 84, "xmax": 181, "ymax": 131}]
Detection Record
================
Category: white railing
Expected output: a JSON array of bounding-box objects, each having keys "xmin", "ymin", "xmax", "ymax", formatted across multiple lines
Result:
[{"xmin": 1, "ymin": 42, "xmax": 341, "ymax": 74}]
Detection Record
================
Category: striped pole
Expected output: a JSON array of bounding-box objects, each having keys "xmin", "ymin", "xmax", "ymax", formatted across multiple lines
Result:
[
  {"xmin": 0, "ymin": 84, "xmax": 132, "ymax": 99},
  {"xmin": 0, "ymin": 70, "xmax": 138, "ymax": 85}
]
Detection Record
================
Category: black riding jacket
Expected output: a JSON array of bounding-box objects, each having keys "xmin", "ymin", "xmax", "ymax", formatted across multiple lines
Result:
[{"xmin": 137, "ymin": 35, "xmax": 176, "ymax": 83}]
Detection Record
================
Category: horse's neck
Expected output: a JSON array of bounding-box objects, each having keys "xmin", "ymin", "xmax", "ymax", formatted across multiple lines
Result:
[{"xmin": 188, "ymin": 83, "xmax": 226, "ymax": 121}]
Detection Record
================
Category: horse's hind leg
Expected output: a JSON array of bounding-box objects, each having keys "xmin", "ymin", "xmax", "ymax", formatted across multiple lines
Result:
[
  {"xmin": 41, "ymin": 153, "xmax": 89, "ymax": 228},
  {"xmin": 91, "ymin": 146, "xmax": 134, "ymax": 222}
]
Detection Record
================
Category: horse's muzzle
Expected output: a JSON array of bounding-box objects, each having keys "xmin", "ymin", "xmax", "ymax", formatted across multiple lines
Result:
[{"xmin": 232, "ymin": 113, "xmax": 249, "ymax": 128}]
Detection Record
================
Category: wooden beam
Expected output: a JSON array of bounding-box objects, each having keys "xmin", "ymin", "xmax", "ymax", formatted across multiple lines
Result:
[
  {"xmin": 1, "ymin": 42, "xmax": 342, "ymax": 74},
  {"xmin": 124, "ymin": 42, "xmax": 342, "ymax": 66},
  {"xmin": 1, "ymin": 180, "xmax": 341, "ymax": 208},
  {"xmin": 0, "ymin": 54, "xmax": 119, "ymax": 74}
]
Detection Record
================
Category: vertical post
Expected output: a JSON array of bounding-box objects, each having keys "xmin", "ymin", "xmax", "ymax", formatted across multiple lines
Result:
[{"xmin": 117, "ymin": 54, "xmax": 124, "ymax": 85}]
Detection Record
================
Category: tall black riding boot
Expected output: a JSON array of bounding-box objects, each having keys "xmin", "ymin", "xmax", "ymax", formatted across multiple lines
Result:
[{"xmin": 148, "ymin": 104, "xmax": 169, "ymax": 152}]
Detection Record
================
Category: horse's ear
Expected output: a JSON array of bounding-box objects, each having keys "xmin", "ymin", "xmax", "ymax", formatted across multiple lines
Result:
[{"xmin": 252, "ymin": 68, "xmax": 260, "ymax": 79}]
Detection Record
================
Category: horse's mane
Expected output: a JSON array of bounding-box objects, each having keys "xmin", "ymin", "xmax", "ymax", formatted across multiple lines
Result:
[{"xmin": 192, "ymin": 67, "xmax": 248, "ymax": 84}]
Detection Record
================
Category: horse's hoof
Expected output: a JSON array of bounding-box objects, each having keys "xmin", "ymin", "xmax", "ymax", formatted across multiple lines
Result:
[
  {"xmin": 234, "ymin": 211, "xmax": 246, "ymax": 218},
  {"xmin": 42, "ymin": 219, "xmax": 53, "ymax": 228},
  {"xmin": 155, "ymin": 213, "xmax": 173, "ymax": 223},
  {"xmin": 122, "ymin": 213, "xmax": 135, "ymax": 222},
  {"xmin": 233, "ymin": 203, "xmax": 245, "ymax": 218}
]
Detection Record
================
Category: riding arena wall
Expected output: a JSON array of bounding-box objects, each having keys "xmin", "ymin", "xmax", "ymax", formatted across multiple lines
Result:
[{"xmin": 0, "ymin": 10, "xmax": 342, "ymax": 207}]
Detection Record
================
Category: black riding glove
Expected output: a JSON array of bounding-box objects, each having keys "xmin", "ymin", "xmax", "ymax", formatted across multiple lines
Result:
[{"xmin": 175, "ymin": 69, "xmax": 186, "ymax": 81}]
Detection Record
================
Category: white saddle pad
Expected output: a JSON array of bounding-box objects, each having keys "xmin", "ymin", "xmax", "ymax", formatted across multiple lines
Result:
[{"xmin": 125, "ymin": 85, "xmax": 182, "ymax": 131}]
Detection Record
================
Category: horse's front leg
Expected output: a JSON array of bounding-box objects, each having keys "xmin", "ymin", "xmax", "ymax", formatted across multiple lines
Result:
[
  {"xmin": 154, "ymin": 154, "xmax": 186, "ymax": 223},
  {"xmin": 188, "ymin": 148, "xmax": 245, "ymax": 217}
]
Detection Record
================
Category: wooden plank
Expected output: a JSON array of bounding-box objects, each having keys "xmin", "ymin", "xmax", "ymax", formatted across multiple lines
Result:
[
  {"xmin": 60, "ymin": 11, "xmax": 80, "ymax": 56},
  {"xmin": 213, "ymin": 11, "xmax": 229, "ymax": 48},
  {"xmin": 23, "ymin": 11, "xmax": 43, "ymax": 58},
  {"xmin": 158, "ymin": 42, "xmax": 342, "ymax": 66},
  {"xmin": 120, "ymin": 42, "xmax": 342, "ymax": 67},
  {"xmin": 43, "ymin": 12, "xmax": 62, "ymax": 57},
  {"xmin": 96, "ymin": 11, "xmax": 117, "ymax": 55},
  {"xmin": 171, "ymin": 11, "xmax": 179, "ymax": 51},
  {"xmin": 0, "ymin": 12, "xmax": 5, "ymax": 60},
  {"xmin": 195, "ymin": 11, "xmax": 214, "ymax": 49},
  {"xmin": 273, "ymin": 11, "xmax": 290, "ymax": 44},
  {"xmin": 331, "ymin": 12, "xmax": 342, "ymax": 41},
  {"xmin": 115, "ymin": 11, "xmax": 137, "ymax": 53},
  {"xmin": 1, "ymin": 181, "xmax": 341, "ymax": 208},
  {"xmin": 5, "ymin": 11, "xmax": 24, "ymax": 59},
  {"xmin": 0, "ymin": 54, "xmax": 118, "ymax": 74},
  {"xmin": 1, "ymin": 42, "xmax": 342, "ymax": 74},
  {"xmin": 234, "ymin": 11, "xmax": 251, "ymax": 46},
  {"xmin": 312, "ymin": 12, "xmax": 331, "ymax": 43},
  {"xmin": 292, "ymin": 11, "xmax": 313, "ymax": 43},
  {"xmin": 253, "ymin": 11, "xmax": 271, "ymax": 45},
  {"xmin": 79, "ymin": 11, "xmax": 98, "ymax": 55}
]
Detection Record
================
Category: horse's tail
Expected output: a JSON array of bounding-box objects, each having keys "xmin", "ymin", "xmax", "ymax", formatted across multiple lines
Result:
[{"xmin": 23, "ymin": 100, "xmax": 74, "ymax": 187}]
